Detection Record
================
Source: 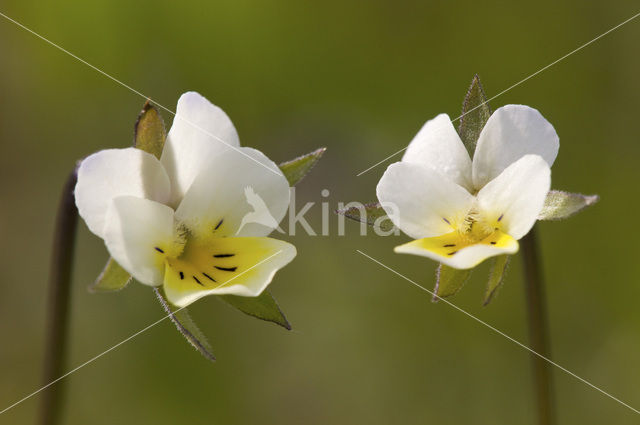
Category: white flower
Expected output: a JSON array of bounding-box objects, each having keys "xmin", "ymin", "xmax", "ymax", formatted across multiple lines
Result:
[
  {"xmin": 75, "ymin": 92, "xmax": 296, "ymax": 307},
  {"xmin": 377, "ymin": 105, "xmax": 558, "ymax": 269}
]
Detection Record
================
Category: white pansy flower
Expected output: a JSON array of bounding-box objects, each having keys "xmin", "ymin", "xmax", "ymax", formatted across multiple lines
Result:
[
  {"xmin": 75, "ymin": 92, "xmax": 296, "ymax": 307},
  {"xmin": 377, "ymin": 105, "xmax": 558, "ymax": 269}
]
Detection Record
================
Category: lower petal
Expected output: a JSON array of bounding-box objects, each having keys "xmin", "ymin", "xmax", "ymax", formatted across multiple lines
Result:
[
  {"xmin": 163, "ymin": 237, "xmax": 296, "ymax": 307},
  {"xmin": 394, "ymin": 230, "xmax": 518, "ymax": 269}
]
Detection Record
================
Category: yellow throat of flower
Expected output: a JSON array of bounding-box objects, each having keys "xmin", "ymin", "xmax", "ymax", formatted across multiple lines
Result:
[{"xmin": 412, "ymin": 208, "xmax": 513, "ymax": 259}]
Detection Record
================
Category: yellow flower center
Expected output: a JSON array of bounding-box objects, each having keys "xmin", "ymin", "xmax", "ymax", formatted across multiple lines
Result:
[
  {"xmin": 405, "ymin": 208, "xmax": 512, "ymax": 259},
  {"xmin": 453, "ymin": 208, "xmax": 500, "ymax": 245}
]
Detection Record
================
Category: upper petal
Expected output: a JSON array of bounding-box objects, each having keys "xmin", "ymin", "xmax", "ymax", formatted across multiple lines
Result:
[
  {"xmin": 402, "ymin": 114, "xmax": 473, "ymax": 190},
  {"xmin": 161, "ymin": 92, "xmax": 241, "ymax": 205},
  {"xmin": 103, "ymin": 196, "xmax": 181, "ymax": 286},
  {"xmin": 75, "ymin": 148, "xmax": 171, "ymax": 238},
  {"xmin": 472, "ymin": 105, "xmax": 559, "ymax": 189},
  {"xmin": 376, "ymin": 162, "xmax": 475, "ymax": 239},
  {"xmin": 477, "ymin": 154, "xmax": 551, "ymax": 240},
  {"xmin": 175, "ymin": 147, "xmax": 290, "ymax": 238},
  {"xmin": 163, "ymin": 236, "xmax": 296, "ymax": 307}
]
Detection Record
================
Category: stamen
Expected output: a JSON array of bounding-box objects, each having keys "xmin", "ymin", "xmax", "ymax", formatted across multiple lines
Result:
[
  {"xmin": 213, "ymin": 254, "xmax": 235, "ymax": 258},
  {"xmin": 154, "ymin": 247, "xmax": 164, "ymax": 253},
  {"xmin": 214, "ymin": 219, "xmax": 223, "ymax": 230},
  {"xmin": 203, "ymin": 272, "xmax": 216, "ymax": 282},
  {"xmin": 215, "ymin": 266, "xmax": 237, "ymax": 272},
  {"xmin": 193, "ymin": 276, "xmax": 203, "ymax": 285}
]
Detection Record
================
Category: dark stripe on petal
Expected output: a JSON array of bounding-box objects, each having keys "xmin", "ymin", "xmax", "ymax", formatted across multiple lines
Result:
[
  {"xmin": 193, "ymin": 276, "xmax": 203, "ymax": 285},
  {"xmin": 215, "ymin": 266, "xmax": 237, "ymax": 272},
  {"xmin": 214, "ymin": 254, "xmax": 235, "ymax": 258}
]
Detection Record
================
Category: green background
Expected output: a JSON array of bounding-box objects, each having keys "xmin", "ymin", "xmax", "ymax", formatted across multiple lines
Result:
[{"xmin": 1, "ymin": 0, "xmax": 639, "ymax": 423}]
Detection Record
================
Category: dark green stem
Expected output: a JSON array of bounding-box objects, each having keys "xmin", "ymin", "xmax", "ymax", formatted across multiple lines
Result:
[
  {"xmin": 39, "ymin": 167, "xmax": 79, "ymax": 425},
  {"xmin": 521, "ymin": 227, "xmax": 555, "ymax": 425}
]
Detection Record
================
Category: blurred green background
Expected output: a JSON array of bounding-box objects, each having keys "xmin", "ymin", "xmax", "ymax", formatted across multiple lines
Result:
[{"xmin": 1, "ymin": 0, "xmax": 639, "ymax": 423}]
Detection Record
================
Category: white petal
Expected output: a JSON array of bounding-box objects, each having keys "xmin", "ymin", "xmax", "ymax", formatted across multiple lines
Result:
[
  {"xmin": 161, "ymin": 92, "xmax": 241, "ymax": 205},
  {"xmin": 103, "ymin": 196, "xmax": 180, "ymax": 286},
  {"xmin": 472, "ymin": 105, "xmax": 559, "ymax": 189},
  {"xmin": 75, "ymin": 148, "xmax": 171, "ymax": 238},
  {"xmin": 395, "ymin": 232, "xmax": 518, "ymax": 269},
  {"xmin": 477, "ymin": 154, "xmax": 551, "ymax": 240},
  {"xmin": 175, "ymin": 147, "xmax": 290, "ymax": 238},
  {"xmin": 163, "ymin": 237, "xmax": 296, "ymax": 307},
  {"xmin": 402, "ymin": 114, "xmax": 473, "ymax": 190},
  {"xmin": 376, "ymin": 162, "xmax": 475, "ymax": 239}
]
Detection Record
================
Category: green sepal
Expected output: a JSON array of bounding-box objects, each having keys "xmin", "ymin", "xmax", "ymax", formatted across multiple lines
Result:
[
  {"xmin": 89, "ymin": 258, "xmax": 132, "ymax": 293},
  {"xmin": 154, "ymin": 288, "xmax": 215, "ymax": 362},
  {"xmin": 483, "ymin": 255, "xmax": 510, "ymax": 306},
  {"xmin": 538, "ymin": 190, "xmax": 599, "ymax": 221},
  {"xmin": 278, "ymin": 147, "xmax": 326, "ymax": 186},
  {"xmin": 433, "ymin": 264, "xmax": 472, "ymax": 301},
  {"xmin": 458, "ymin": 74, "xmax": 491, "ymax": 156},
  {"xmin": 219, "ymin": 290, "xmax": 292, "ymax": 330},
  {"xmin": 134, "ymin": 100, "xmax": 167, "ymax": 159},
  {"xmin": 335, "ymin": 202, "xmax": 396, "ymax": 232}
]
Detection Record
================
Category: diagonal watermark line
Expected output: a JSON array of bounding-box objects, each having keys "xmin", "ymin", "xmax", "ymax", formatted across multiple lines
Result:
[
  {"xmin": 0, "ymin": 10, "xmax": 281, "ymax": 177},
  {"xmin": 356, "ymin": 249, "xmax": 640, "ymax": 415},
  {"xmin": 0, "ymin": 250, "xmax": 284, "ymax": 416},
  {"xmin": 356, "ymin": 10, "xmax": 640, "ymax": 177}
]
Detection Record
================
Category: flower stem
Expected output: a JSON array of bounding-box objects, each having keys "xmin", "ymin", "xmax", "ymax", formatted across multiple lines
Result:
[
  {"xmin": 39, "ymin": 167, "xmax": 79, "ymax": 425},
  {"xmin": 521, "ymin": 227, "xmax": 555, "ymax": 425}
]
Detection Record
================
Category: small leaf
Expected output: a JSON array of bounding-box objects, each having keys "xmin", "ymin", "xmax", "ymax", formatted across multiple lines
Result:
[
  {"xmin": 458, "ymin": 74, "xmax": 492, "ymax": 156},
  {"xmin": 89, "ymin": 258, "xmax": 132, "ymax": 293},
  {"xmin": 278, "ymin": 147, "xmax": 326, "ymax": 186},
  {"xmin": 335, "ymin": 202, "xmax": 396, "ymax": 232},
  {"xmin": 433, "ymin": 264, "xmax": 472, "ymax": 301},
  {"xmin": 538, "ymin": 190, "xmax": 599, "ymax": 221},
  {"xmin": 154, "ymin": 288, "xmax": 215, "ymax": 362},
  {"xmin": 134, "ymin": 101, "xmax": 167, "ymax": 159},
  {"xmin": 483, "ymin": 255, "xmax": 510, "ymax": 306},
  {"xmin": 219, "ymin": 290, "xmax": 292, "ymax": 330}
]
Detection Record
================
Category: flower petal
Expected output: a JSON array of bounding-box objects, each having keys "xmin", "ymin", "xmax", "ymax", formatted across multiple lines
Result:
[
  {"xmin": 163, "ymin": 237, "xmax": 296, "ymax": 307},
  {"xmin": 395, "ymin": 229, "xmax": 518, "ymax": 269},
  {"xmin": 175, "ymin": 147, "xmax": 290, "ymax": 238},
  {"xmin": 472, "ymin": 105, "xmax": 559, "ymax": 189},
  {"xmin": 376, "ymin": 162, "xmax": 475, "ymax": 239},
  {"xmin": 477, "ymin": 154, "xmax": 551, "ymax": 240},
  {"xmin": 402, "ymin": 114, "xmax": 473, "ymax": 190},
  {"xmin": 103, "ymin": 196, "xmax": 181, "ymax": 286},
  {"xmin": 161, "ymin": 92, "xmax": 241, "ymax": 205},
  {"xmin": 75, "ymin": 148, "xmax": 171, "ymax": 238}
]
